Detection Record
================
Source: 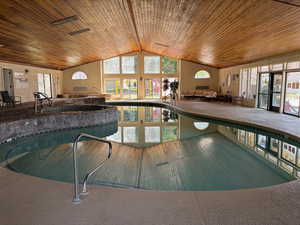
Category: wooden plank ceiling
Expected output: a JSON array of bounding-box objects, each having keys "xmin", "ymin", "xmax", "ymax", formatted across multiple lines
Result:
[{"xmin": 1, "ymin": 0, "xmax": 300, "ymax": 70}]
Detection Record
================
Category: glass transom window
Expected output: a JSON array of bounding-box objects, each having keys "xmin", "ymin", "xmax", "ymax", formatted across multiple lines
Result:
[
  {"xmin": 104, "ymin": 57, "xmax": 120, "ymax": 74},
  {"xmin": 144, "ymin": 56, "xmax": 160, "ymax": 74}
]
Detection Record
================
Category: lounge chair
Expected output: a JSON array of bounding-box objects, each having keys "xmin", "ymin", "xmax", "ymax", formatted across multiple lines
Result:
[{"xmin": 0, "ymin": 91, "xmax": 21, "ymax": 107}]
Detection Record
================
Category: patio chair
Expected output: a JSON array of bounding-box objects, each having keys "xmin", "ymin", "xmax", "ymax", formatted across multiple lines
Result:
[
  {"xmin": 33, "ymin": 92, "xmax": 52, "ymax": 113},
  {"xmin": 0, "ymin": 91, "xmax": 21, "ymax": 107}
]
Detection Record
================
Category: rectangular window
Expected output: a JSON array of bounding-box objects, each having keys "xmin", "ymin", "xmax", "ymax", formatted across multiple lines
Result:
[
  {"xmin": 123, "ymin": 127, "xmax": 138, "ymax": 143},
  {"xmin": 282, "ymin": 142, "xmax": 297, "ymax": 165},
  {"xmin": 123, "ymin": 106, "xmax": 138, "ymax": 122},
  {"xmin": 271, "ymin": 64, "xmax": 283, "ymax": 71},
  {"xmin": 37, "ymin": 73, "xmax": 52, "ymax": 97},
  {"xmin": 144, "ymin": 56, "xmax": 160, "ymax": 74},
  {"xmin": 246, "ymin": 132, "xmax": 255, "ymax": 148},
  {"xmin": 248, "ymin": 68, "xmax": 257, "ymax": 99},
  {"xmin": 144, "ymin": 107, "xmax": 161, "ymax": 123},
  {"xmin": 145, "ymin": 126, "xmax": 160, "ymax": 143},
  {"xmin": 260, "ymin": 65, "xmax": 269, "ymax": 72},
  {"xmin": 162, "ymin": 56, "xmax": 177, "ymax": 74},
  {"xmin": 270, "ymin": 138, "xmax": 280, "ymax": 156},
  {"xmin": 240, "ymin": 69, "xmax": 248, "ymax": 97},
  {"xmin": 162, "ymin": 126, "xmax": 177, "ymax": 142},
  {"xmin": 257, "ymin": 134, "xmax": 267, "ymax": 149},
  {"xmin": 238, "ymin": 130, "xmax": 246, "ymax": 144},
  {"xmin": 284, "ymin": 72, "xmax": 300, "ymax": 116},
  {"xmin": 240, "ymin": 67, "xmax": 257, "ymax": 99},
  {"xmin": 103, "ymin": 57, "xmax": 120, "ymax": 74},
  {"xmin": 104, "ymin": 79, "xmax": 121, "ymax": 96},
  {"xmin": 122, "ymin": 79, "xmax": 138, "ymax": 99},
  {"xmin": 287, "ymin": 61, "xmax": 300, "ymax": 70},
  {"xmin": 38, "ymin": 73, "xmax": 44, "ymax": 93},
  {"xmin": 121, "ymin": 56, "xmax": 137, "ymax": 74},
  {"xmin": 145, "ymin": 78, "xmax": 161, "ymax": 98}
]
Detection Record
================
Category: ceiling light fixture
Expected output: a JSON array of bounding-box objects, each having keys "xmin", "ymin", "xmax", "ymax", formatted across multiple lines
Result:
[
  {"xmin": 69, "ymin": 28, "xmax": 90, "ymax": 36},
  {"xmin": 0, "ymin": 44, "xmax": 4, "ymax": 47},
  {"xmin": 51, "ymin": 15, "xmax": 78, "ymax": 25},
  {"xmin": 272, "ymin": 0, "xmax": 300, "ymax": 8}
]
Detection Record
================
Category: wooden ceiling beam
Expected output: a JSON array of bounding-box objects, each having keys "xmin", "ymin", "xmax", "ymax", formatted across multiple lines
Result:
[{"xmin": 126, "ymin": 0, "xmax": 142, "ymax": 51}]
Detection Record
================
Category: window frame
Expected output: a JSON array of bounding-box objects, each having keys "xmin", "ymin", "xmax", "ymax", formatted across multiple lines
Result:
[
  {"xmin": 37, "ymin": 73, "xmax": 52, "ymax": 98},
  {"xmin": 71, "ymin": 71, "xmax": 88, "ymax": 80},
  {"xmin": 283, "ymin": 71, "xmax": 300, "ymax": 117},
  {"xmin": 194, "ymin": 70, "xmax": 210, "ymax": 79},
  {"xmin": 103, "ymin": 56, "xmax": 121, "ymax": 75}
]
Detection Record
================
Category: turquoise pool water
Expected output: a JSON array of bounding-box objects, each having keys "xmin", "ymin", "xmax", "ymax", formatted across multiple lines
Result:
[{"xmin": 0, "ymin": 106, "xmax": 299, "ymax": 191}]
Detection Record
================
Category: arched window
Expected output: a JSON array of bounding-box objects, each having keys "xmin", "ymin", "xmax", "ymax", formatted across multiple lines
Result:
[
  {"xmin": 193, "ymin": 122, "xmax": 209, "ymax": 130},
  {"xmin": 72, "ymin": 71, "xmax": 87, "ymax": 80},
  {"xmin": 194, "ymin": 70, "xmax": 210, "ymax": 79}
]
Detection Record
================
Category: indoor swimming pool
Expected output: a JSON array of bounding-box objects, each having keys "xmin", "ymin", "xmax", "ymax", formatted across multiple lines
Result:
[{"xmin": 0, "ymin": 105, "xmax": 299, "ymax": 191}]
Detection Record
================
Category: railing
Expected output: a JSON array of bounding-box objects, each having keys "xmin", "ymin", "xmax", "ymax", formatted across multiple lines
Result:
[
  {"xmin": 33, "ymin": 92, "xmax": 52, "ymax": 113},
  {"xmin": 72, "ymin": 133, "xmax": 112, "ymax": 204}
]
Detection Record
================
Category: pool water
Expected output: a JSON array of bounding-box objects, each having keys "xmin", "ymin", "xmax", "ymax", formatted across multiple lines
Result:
[{"xmin": 0, "ymin": 106, "xmax": 299, "ymax": 191}]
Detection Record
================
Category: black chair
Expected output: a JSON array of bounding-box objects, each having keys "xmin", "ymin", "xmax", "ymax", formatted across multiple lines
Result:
[{"xmin": 0, "ymin": 91, "xmax": 21, "ymax": 107}]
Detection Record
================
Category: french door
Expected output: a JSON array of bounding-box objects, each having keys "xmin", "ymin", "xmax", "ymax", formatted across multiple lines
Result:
[
  {"xmin": 258, "ymin": 72, "xmax": 283, "ymax": 112},
  {"xmin": 143, "ymin": 77, "xmax": 178, "ymax": 99}
]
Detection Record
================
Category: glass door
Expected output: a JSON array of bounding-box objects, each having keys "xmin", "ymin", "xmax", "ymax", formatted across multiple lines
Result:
[
  {"xmin": 258, "ymin": 73, "xmax": 270, "ymax": 109},
  {"xmin": 258, "ymin": 72, "xmax": 282, "ymax": 112},
  {"xmin": 270, "ymin": 73, "xmax": 282, "ymax": 112}
]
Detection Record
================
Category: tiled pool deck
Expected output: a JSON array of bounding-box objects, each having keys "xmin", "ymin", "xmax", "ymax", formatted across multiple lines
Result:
[{"xmin": 0, "ymin": 100, "xmax": 299, "ymax": 225}]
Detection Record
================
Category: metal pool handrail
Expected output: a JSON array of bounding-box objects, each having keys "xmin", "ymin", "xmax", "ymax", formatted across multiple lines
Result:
[{"xmin": 72, "ymin": 133, "xmax": 112, "ymax": 204}]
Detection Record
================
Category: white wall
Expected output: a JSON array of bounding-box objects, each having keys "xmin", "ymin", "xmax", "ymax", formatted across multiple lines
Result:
[
  {"xmin": 62, "ymin": 61, "xmax": 101, "ymax": 95},
  {"xmin": 180, "ymin": 60, "xmax": 219, "ymax": 94},
  {"xmin": 0, "ymin": 61, "xmax": 63, "ymax": 102},
  {"xmin": 219, "ymin": 51, "xmax": 300, "ymax": 96},
  {"xmin": 219, "ymin": 51, "xmax": 300, "ymax": 107}
]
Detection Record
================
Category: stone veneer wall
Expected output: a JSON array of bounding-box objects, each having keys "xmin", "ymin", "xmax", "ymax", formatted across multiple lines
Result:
[{"xmin": 0, "ymin": 105, "xmax": 118, "ymax": 143}]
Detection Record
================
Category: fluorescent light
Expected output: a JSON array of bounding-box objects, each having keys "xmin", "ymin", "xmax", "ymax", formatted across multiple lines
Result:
[
  {"xmin": 69, "ymin": 28, "xmax": 90, "ymax": 36},
  {"xmin": 51, "ymin": 15, "xmax": 78, "ymax": 25}
]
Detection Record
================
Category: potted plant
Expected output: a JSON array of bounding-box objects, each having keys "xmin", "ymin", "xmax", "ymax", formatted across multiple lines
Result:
[{"xmin": 170, "ymin": 80, "xmax": 179, "ymax": 101}]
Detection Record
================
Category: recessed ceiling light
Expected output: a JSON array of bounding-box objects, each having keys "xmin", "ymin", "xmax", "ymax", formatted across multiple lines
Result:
[
  {"xmin": 0, "ymin": 44, "xmax": 4, "ymax": 47},
  {"xmin": 69, "ymin": 28, "xmax": 90, "ymax": 36},
  {"xmin": 51, "ymin": 15, "xmax": 78, "ymax": 25}
]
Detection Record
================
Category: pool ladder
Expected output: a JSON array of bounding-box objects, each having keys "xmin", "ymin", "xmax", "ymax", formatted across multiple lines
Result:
[{"xmin": 72, "ymin": 133, "xmax": 112, "ymax": 204}]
